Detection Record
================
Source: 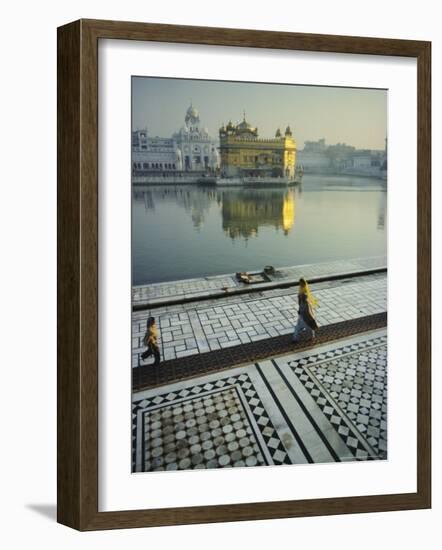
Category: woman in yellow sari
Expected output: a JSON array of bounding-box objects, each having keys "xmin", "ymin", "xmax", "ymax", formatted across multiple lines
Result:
[{"xmin": 293, "ymin": 277, "xmax": 318, "ymax": 343}]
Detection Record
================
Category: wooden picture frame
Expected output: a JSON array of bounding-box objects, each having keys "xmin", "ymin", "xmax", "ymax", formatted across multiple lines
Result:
[{"xmin": 57, "ymin": 19, "xmax": 431, "ymax": 531}]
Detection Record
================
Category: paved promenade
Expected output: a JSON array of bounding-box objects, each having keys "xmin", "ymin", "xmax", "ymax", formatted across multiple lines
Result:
[
  {"xmin": 132, "ymin": 272, "xmax": 386, "ymax": 367},
  {"xmin": 132, "ymin": 256, "xmax": 386, "ymax": 308},
  {"xmin": 132, "ymin": 329, "xmax": 387, "ymax": 471},
  {"xmin": 131, "ymin": 260, "xmax": 388, "ymax": 472}
]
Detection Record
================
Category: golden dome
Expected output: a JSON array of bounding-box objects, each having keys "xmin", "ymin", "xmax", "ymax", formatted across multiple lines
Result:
[{"xmin": 236, "ymin": 114, "xmax": 257, "ymax": 135}]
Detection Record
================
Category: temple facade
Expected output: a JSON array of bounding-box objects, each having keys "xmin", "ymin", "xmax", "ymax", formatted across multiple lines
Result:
[
  {"xmin": 132, "ymin": 132, "xmax": 182, "ymax": 175},
  {"xmin": 219, "ymin": 115, "xmax": 297, "ymax": 178},
  {"xmin": 173, "ymin": 105, "xmax": 220, "ymax": 173},
  {"xmin": 132, "ymin": 104, "xmax": 219, "ymax": 176}
]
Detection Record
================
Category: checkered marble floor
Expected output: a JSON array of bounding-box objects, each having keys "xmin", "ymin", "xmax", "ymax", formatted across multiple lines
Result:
[
  {"xmin": 132, "ymin": 272, "xmax": 386, "ymax": 367},
  {"xmin": 286, "ymin": 335, "xmax": 387, "ymax": 459},
  {"xmin": 132, "ymin": 329, "xmax": 387, "ymax": 472}
]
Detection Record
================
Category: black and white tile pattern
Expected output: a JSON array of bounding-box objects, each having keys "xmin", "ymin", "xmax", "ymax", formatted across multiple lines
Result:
[
  {"xmin": 133, "ymin": 373, "xmax": 290, "ymax": 472},
  {"xmin": 132, "ymin": 330, "xmax": 388, "ymax": 472},
  {"xmin": 288, "ymin": 335, "xmax": 387, "ymax": 459},
  {"xmin": 132, "ymin": 274, "xmax": 387, "ymax": 366}
]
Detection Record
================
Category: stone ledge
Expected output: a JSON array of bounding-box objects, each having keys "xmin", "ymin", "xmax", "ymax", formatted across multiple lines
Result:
[{"xmin": 134, "ymin": 266, "xmax": 387, "ymax": 311}]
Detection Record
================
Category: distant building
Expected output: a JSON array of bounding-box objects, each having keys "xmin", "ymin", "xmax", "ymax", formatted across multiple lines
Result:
[
  {"xmin": 303, "ymin": 138, "xmax": 327, "ymax": 152},
  {"xmin": 131, "ymin": 104, "xmax": 219, "ymax": 176},
  {"xmin": 219, "ymin": 114, "xmax": 297, "ymax": 178},
  {"xmin": 297, "ymin": 138, "xmax": 387, "ymax": 178},
  {"xmin": 173, "ymin": 105, "xmax": 219, "ymax": 173},
  {"xmin": 132, "ymin": 129, "xmax": 149, "ymax": 151},
  {"xmin": 132, "ymin": 132, "xmax": 182, "ymax": 175},
  {"xmin": 297, "ymin": 138, "xmax": 332, "ymax": 173}
]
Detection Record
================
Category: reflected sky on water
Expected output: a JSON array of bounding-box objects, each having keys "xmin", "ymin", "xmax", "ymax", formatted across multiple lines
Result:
[{"xmin": 132, "ymin": 175, "xmax": 387, "ymax": 285}]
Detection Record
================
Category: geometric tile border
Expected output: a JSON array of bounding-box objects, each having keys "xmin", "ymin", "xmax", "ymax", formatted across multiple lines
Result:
[
  {"xmin": 288, "ymin": 334, "xmax": 387, "ymax": 460},
  {"xmin": 132, "ymin": 372, "xmax": 291, "ymax": 472}
]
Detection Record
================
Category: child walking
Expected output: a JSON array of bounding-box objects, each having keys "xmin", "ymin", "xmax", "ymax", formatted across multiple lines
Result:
[{"xmin": 140, "ymin": 316, "xmax": 161, "ymax": 365}]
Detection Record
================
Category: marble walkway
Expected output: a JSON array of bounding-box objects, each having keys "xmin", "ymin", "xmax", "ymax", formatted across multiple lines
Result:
[
  {"xmin": 132, "ymin": 256, "xmax": 386, "ymax": 308},
  {"xmin": 132, "ymin": 272, "xmax": 387, "ymax": 368},
  {"xmin": 132, "ymin": 329, "xmax": 388, "ymax": 472}
]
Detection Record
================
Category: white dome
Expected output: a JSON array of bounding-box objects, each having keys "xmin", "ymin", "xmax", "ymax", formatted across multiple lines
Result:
[
  {"xmin": 185, "ymin": 104, "xmax": 200, "ymax": 124},
  {"xmin": 187, "ymin": 105, "xmax": 199, "ymax": 118}
]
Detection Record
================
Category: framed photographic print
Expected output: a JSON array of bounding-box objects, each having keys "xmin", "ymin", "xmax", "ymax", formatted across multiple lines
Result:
[{"xmin": 57, "ymin": 19, "xmax": 431, "ymax": 530}]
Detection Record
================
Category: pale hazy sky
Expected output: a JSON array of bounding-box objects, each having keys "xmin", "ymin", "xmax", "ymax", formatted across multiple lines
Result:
[{"xmin": 132, "ymin": 76, "xmax": 387, "ymax": 150}]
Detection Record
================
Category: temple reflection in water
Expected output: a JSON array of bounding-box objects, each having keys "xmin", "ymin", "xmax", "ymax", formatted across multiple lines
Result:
[
  {"xmin": 133, "ymin": 186, "xmax": 296, "ymax": 239},
  {"xmin": 221, "ymin": 189, "xmax": 295, "ymax": 240},
  {"xmin": 133, "ymin": 186, "xmax": 218, "ymax": 230},
  {"xmin": 132, "ymin": 176, "xmax": 387, "ymax": 285}
]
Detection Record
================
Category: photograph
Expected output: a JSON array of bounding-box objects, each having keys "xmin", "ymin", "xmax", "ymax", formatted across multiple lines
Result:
[{"xmin": 130, "ymin": 76, "xmax": 388, "ymax": 473}]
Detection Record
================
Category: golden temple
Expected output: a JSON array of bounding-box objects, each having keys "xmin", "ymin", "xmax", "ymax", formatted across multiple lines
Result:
[{"xmin": 219, "ymin": 114, "xmax": 297, "ymax": 179}]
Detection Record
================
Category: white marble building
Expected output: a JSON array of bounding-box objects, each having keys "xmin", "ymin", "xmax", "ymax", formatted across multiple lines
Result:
[
  {"xmin": 132, "ymin": 105, "xmax": 219, "ymax": 176},
  {"xmin": 132, "ymin": 133, "xmax": 182, "ymax": 175},
  {"xmin": 173, "ymin": 104, "xmax": 219, "ymax": 173}
]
